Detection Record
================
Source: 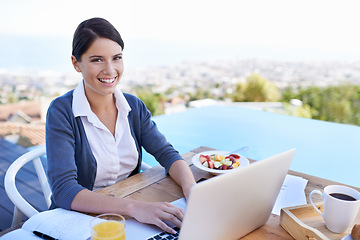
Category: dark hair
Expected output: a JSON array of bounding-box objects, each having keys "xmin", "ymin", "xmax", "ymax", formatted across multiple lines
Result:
[{"xmin": 72, "ymin": 17, "xmax": 124, "ymax": 61}]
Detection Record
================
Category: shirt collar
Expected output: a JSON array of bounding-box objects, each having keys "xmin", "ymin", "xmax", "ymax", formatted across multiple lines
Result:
[
  {"xmin": 72, "ymin": 80, "xmax": 91, "ymax": 118},
  {"xmin": 72, "ymin": 80, "xmax": 132, "ymax": 119}
]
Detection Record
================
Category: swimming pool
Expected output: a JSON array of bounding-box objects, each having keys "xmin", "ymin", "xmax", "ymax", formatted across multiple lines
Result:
[{"xmin": 143, "ymin": 105, "xmax": 360, "ymax": 187}]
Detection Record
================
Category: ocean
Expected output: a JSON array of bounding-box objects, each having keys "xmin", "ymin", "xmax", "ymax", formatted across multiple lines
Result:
[{"xmin": 1, "ymin": 34, "xmax": 360, "ymax": 75}]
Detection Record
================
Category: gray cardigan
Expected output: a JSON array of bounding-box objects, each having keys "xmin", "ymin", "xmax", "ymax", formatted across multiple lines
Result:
[{"xmin": 46, "ymin": 90, "xmax": 183, "ymax": 209}]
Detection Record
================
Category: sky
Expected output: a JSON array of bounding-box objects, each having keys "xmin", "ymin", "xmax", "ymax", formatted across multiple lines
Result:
[{"xmin": 1, "ymin": 0, "xmax": 360, "ymax": 72}]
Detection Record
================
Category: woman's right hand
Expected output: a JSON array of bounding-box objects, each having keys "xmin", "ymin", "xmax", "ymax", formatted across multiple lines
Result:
[
  {"xmin": 71, "ymin": 190, "xmax": 183, "ymax": 234},
  {"xmin": 129, "ymin": 201, "xmax": 184, "ymax": 234}
]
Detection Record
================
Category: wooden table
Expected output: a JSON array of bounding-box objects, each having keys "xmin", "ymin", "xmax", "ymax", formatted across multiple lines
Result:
[
  {"xmin": 96, "ymin": 146, "xmax": 360, "ymax": 240},
  {"xmin": 1, "ymin": 146, "xmax": 357, "ymax": 239}
]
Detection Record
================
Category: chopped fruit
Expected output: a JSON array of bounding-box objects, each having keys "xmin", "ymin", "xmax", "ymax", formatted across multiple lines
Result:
[
  {"xmin": 229, "ymin": 154, "xmax": 240, "ymax": 159},
  {"xmin": 200, "ymin": 153, "xmax": 242, "ymax": 171},
  {"xmin": 202, "ymin": 161, "xmax": 209, "ymax": 168},
  {"xmin": 200, "ymin": 154, "xmax": 210, "ymax": 161},
  {"xmin": 232, "ymin": 163, "xmax": 239, "ymax": 168},
  {"xmin": 207, "ymin": 160, "xmax": 214, "ymax": 169},
  {"xmin": 200, "ymin": 156, "xmax": 208, "ymax": 164},
  {"xmin": 214, "ymin": 161, "xmax": 222, "ymax": 169},
  {"xmin": 214, "ymin": 154, "xmax": 225, "ymax": 161},
  {"xmin": 220, "ymin": 159, "xmax": 232, "ymax": 166}
]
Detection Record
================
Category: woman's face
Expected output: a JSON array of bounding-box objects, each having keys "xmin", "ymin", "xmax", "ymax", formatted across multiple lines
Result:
[{"xmin": 72, "ymin": 37, "xmax": 124, "ymax": 97}]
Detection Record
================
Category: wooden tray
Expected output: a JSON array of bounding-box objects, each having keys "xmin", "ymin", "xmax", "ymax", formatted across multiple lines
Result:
[{"xmin": 280, "ymin": 203, "xmax": 360, "ymax": 240}]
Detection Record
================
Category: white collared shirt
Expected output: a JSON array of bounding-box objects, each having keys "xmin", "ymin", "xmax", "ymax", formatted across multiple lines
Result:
[{"xmin": 72, "ymin": 80, "xmax": 138, "ymax": 191}]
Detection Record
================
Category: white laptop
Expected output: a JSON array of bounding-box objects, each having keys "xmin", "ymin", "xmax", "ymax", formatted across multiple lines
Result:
[{"xmin": 126, "ymin": 148, "xmax": 296, "ymax": 240}]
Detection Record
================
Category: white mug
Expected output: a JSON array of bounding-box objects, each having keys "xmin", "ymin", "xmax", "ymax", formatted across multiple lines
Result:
[{"xmin": 309, "ymin": 185, "xmax": 360, "ymax": 233}]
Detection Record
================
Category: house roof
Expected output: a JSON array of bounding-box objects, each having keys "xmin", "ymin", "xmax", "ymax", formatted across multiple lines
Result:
[
  {"xmin": 0, "ymin": 101, "xmax": 41, "ymax": 122},
  {"xmin": 8, "ymin": 110, "xmax": 32, "ymax": 123},
  {"xmin": 0, "ymin": 122, "xmax": 45, "ymax": 146}
]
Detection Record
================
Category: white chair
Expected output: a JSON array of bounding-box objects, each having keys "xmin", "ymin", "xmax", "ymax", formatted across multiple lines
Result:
[
  {"xmin": 4, "ymin": 145, "xmax": 153, "ymax": 226},
  {"xmin": 4, "ymin": 145, "xmax": 51, "ymax": 227}
]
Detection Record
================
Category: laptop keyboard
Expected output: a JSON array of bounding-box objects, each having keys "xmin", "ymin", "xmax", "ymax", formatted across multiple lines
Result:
[{"xmin": 146, "ymin": 227, "xmax": 180, "ymax": 240}]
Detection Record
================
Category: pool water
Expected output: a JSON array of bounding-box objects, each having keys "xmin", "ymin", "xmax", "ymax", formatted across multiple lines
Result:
[{"xmin": 142, "ymin": 105, "xmax": 360, "ymax": 187}]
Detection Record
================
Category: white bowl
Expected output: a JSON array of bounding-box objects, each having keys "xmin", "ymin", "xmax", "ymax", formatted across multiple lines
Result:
[{"xmin": 192, "ymin": 150, "xmax": 250, "ymax": 175}]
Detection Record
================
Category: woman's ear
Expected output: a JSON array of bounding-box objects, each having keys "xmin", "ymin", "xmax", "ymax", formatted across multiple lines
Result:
[{"xmin": 71, "ymin": 55, "xmax": 81, "ymax": 72}]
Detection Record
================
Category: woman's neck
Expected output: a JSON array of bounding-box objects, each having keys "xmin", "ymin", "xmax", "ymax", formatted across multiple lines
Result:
[
  {"xmin": 83, "ymin": 84, "xmax": 116, "ymax": 112},
  {"xmin": 84, "ymin": 87, "xmax": 118, "ymax": 136}
]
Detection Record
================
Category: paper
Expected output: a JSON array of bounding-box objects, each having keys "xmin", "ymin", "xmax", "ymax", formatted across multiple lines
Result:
[
  {"xmin": 0, "ymin": 208, "xmax": 94, "ymax": 240},
  {"xmin": 272, "ymin": 174, "xmax": 308, "ymax": 215},
  {"xmin": 23, "ymin": 208, "xmax": 93, "ymax": 240},
  {"xmin": 0, "ymin": 229, "xmax": 40, "ymax": 240}
]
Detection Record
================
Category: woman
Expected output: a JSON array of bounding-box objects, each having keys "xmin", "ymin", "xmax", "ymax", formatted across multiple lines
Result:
[{"xmin": 46, "ymin": 17, "xmax": 196, "ymax": 234}]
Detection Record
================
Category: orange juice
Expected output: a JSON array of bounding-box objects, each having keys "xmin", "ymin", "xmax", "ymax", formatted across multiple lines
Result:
[{"xmin": 91, "ymin": 220, "xmax": 125, "ymax": 240}]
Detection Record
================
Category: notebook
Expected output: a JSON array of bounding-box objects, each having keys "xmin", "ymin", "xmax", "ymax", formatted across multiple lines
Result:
[{"xmin": 126, "ymin": 148, "xmax": 296, "ymax": 240}]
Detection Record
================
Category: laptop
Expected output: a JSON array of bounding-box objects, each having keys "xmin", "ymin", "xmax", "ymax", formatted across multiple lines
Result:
[{"xmin": 126, "ymin": 148, "xmax": 296, "ymax": 240}]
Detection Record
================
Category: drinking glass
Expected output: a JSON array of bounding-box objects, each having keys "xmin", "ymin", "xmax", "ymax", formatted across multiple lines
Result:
[{"xmin": 91, "ymin": 213, "xmax": 126, "ymax": 240}]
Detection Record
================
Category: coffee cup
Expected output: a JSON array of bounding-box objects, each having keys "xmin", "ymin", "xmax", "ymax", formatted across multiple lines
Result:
[{"xmin": 309, "ymin": 185, "xmax": 360, "ymax": 233}]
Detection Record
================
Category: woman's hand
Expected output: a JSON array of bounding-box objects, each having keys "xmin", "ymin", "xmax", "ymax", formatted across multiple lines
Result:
[
  {"xmin": 71, "ymin": 190, "xmax": 183, "ymax": 234},
  {"xmin": 130, "ymin": 201, "xmax": 184, "ymax": 234}
]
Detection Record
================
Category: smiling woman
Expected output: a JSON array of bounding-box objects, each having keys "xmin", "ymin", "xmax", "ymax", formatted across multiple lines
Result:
[
  {"xmin": 45, "ymin": 17, "xmax": 196, "ymax": 234},
  {"xmin": 72, "ymin": 38, "xmax": 124, "ymax": 102}
]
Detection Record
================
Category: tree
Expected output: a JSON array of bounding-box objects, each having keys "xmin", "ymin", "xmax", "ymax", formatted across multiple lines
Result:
[
  {"xmin": 281, "ymin": 84, "xmax": 360, "ymax": 126},
  {"xmin": 232, "ymin": 73, "xmax": 281, "ymax": 102},
  {"xmin": 281, "ymin": 102, "xmax": 313, "ymax": 119},
  {"xmin": 136, "ymin": 89, "xmax": 166, "ymax": 116},
  {"xmin": 189, "ymin": 88, "xmax": 213, "ymax": 101}
]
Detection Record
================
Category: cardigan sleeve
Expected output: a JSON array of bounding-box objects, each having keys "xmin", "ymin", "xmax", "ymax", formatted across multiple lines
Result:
[
  {"xmin": 127, "ymin": 94, "xmax": 184, "ymax": 173},
  {"xmin": 46, "ymin": 95, "xmax": 86, "ymax": 210}
]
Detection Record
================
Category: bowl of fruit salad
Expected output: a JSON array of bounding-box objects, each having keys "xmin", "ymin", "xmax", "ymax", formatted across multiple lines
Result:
[{"xmin": 192, "ymin": 150, "xmax": 250, "ymax": 175}]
